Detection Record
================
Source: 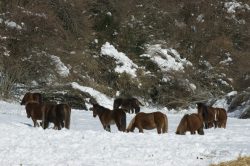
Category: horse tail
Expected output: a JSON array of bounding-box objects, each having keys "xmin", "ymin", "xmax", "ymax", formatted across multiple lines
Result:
[
  {"xmin": 223, "ymin": 109, "xmax": 227, "ymax": 128},
  {"xmin": 120, "ymin": 111, "xmax": 126, "ymax": 132},
  {"xmin": 163, "ymin": 114, "xmax": 168, "ymax": 133},
  {"xmin": 126, "ymin": 116, "xmax": 136, "ymax": 132},
  {"xmin": 42, "ymin": 104, "xmax": 46, "ymax": 129},
  {"xmin": 64, "ymin": 105, "xmax": 71, "ymax": 129}
]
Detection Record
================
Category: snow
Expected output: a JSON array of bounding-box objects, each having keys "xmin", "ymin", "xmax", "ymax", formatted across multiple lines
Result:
[
  {"xmin": 101, "ymin": 42, "xmax": 138, "ymax": 77},
  {"xmin": 50, "ymin": 55, "xmax": 70, "ymax": 77},
  {"xmin": 224, "ymin": 1, "xmax": 250, "ymax": 14},
  {"xmin": 227, "ymin": 91, "xmax": 238, "ymax": 97},
  {"xmin": 71, "ymin": 82, "xmax": 113, "ymax": 108},
  {"xmin": 3, "ymin": 20, "xmax": 22, "ymax": 30},
  {"xmin": 140, "ymin": 44, "xmax": 192, "ymax": 72},
  {"xmin": 17, "ymin": 6, "xmax": 47, "ymax": 19},
  {"xmin": 0, "ymin": 88, "xmax": 250, "ymax": 165}
]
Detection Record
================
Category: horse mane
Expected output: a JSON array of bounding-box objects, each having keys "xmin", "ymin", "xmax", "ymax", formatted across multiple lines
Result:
[
  {"xmin": 126, "ymin": 116, "xmax": 136, "ymax": 132},
  {"xmin": 197, "ymin": 102, "xmax": 208, "ymax": 119}
]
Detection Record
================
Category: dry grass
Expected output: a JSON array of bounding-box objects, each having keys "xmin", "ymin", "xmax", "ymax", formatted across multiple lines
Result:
[{"xmin": 210, "ymin": 156, "xmax": 250, "ymax": 166}]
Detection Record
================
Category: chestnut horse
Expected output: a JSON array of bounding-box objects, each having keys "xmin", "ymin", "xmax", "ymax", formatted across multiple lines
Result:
[
  {"xmin": 197, "ymin": 102, "xmax": 227, "ymax": 129},
  {"xmin": 92, "ymin": 103, "xmax": 126, "ymax": 132},
  {"xmin": 126, "ymin": 112, "xmax": 168, "ymax": 134},
  {"xmin": 21, "ymin": 92, "xmax": 43, "ymax": 105},
  {"xmin": 42, "ymin": 103, "xmax": 71, "ymax": 130},
  {"xmin": 176, "ymin": 114, "xmax": 204, "ymax": 135},
  {"xmin": 113, "ymin": 97, "xmax": 144, "ymax": 114}
]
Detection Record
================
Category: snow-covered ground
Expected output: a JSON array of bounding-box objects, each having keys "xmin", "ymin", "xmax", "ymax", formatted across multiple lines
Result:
[{"xmin": 0, "ymin": 99, "xmax": 250, "ymax": 166}]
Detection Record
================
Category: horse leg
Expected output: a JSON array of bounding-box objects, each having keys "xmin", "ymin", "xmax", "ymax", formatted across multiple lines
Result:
[
  {"xmin": 107, "ymin": 125, "xmax": 111, "ymax": 132},
  {"xmin": 157, "ymin": 126, "xmax": 162, "ymax": 134},
  {"xmin": 135, "ymin": 107, "xmax": 140, "ymax": 114},
  {"xmin": 197, "ymin": 127, "xmax": 204, "ymax": 135},
  {"xmin": 103, "ymin": 125, "xmax": 111, "ymax": 132},
  {"xmin": 204, "ymin": 122, "xmax": 208, "ymax": 129},
  {"xmin": 137, "ymin": 124, "xmax": 143, "ymax": 133},
  {"xmin": 138, "ymin": 128, "xmax": 143, "ymax": 133},
  {"xmin": 190, "ymin": 131, "xmax": 195, "ymax": 135},
  {"xmin": 32, "ymin": 119, "xmax": 38, "ymax": 127},
  {"xmin": 214, "ymin": 121, "xmax": 218, "ymax": 128}
]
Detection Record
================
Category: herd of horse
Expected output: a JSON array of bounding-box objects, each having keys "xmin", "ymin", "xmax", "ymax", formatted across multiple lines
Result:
[{"xmin": 20, "ymin": 92, "xmax": 228, "ymax": 135}]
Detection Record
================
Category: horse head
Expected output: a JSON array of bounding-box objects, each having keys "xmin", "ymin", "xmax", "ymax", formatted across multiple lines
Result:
[
  {"xmin": 21, "ymin": 93, "xmax": 32, "ymax": 105},
  {"xmin": 92, "ymin": 104, "xmax": 100, "ymax": 118}
]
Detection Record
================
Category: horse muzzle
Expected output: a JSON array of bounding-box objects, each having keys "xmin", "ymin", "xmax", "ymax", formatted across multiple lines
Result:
[{"xmin": 93, "ymin": 114, "xmax": 97, "ymax": 118}]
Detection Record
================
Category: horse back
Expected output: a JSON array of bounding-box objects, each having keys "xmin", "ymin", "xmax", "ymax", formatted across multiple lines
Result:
[
  {"xmin": 21, "ymin": 92, "xmax": 42, "ymax": 105},
  {"xmin": 153, "ymin": 112, "xmax": 166, "ymax": 123},
  {"xmin": 134, "ymin": 112, "xmax": 156, "ymax": 129}
]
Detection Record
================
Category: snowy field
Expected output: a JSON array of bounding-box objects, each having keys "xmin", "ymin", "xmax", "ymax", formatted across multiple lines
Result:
[{"xmin": 0, "ymin": 100, "xmax": 250, "ymax": 166}]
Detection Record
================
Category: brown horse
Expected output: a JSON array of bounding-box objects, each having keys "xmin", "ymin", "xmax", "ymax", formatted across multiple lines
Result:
[
  {"xmin": 21, "ymin": 92, "xmax": 43, "ymax": 105},
  {"xmin": 113, "ymin": 97, "xmax": 144, "ymax": 114},
  {"xmin": 176, "ymin": 114, "xmax": 204, "ymax": 135},
  {"xmin": 92, "ymin": 103, "xmax": 126, "ymax": 132},
  {"xmin": 56, "ymin": 103, "xmax": 71, "ymax": 129},
  {"xmin": 213, "ymin": 107, "xmax": 227, "ymax": 128},
  {"xmin": 126, "ymin": 112, "xmax": 168, "ymax": 134},
  {"xmin": 42, "ymin": 103, "xmax": 71, "ymax": 130},
  {"xmin": 197, "ymin": 102, "xmax": 227, "ymax": 129}
]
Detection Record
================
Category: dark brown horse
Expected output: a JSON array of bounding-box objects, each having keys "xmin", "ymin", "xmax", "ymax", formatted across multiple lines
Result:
[
  {"xmin": 126, "ymin": 112, "xmax": 168, "ymax": 134},
  {"xmin": 92, "ymin": 103, "xmax": 126, "ymax": 132},
  {"xmin": 197, "ymin": 102, "xmax": 227, "ymax": 129},
  {"xmin": 25, "ymin": 102, "xmax": 43, "ymax": 127},
  {"xmin": 42, "ymin": 103, "xmax": 71, "ymax": 130},
  {"xmin": 176, "ymin": 113, "xmax": 204, "ymax": 135},
  {"xmin": 21, "ymin": 92, "xmax": 43, "ymax": 127},
  {"xmin": 21, "ymin": 92, "xmax": 43, "ymax": 105},
  {"xmin": 113, "ymin": 97, "xmax": 143, "ymax": 114}
]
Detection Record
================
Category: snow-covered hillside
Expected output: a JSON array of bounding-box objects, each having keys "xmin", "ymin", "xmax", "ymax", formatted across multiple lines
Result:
[{"xmin": 0, "ymin": 90, "xmax": 250, "ymax": 165}]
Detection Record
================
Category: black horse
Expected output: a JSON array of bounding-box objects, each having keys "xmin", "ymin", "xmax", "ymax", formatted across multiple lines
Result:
[{"xmin": 113, "ymin": 97, "xmax": 143, "ymax": 114}]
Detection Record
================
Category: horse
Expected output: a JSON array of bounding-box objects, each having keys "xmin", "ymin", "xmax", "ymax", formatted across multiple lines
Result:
[
  {"xmin": 126, "ymin": 112, "xmax": 168, "ymax": 134},
  {"xmin": 25, "ymin": 102, "xmax": 43, "ymax": 127},
  {"xmin": 20, "ymin": 92, "xmax": 43, "ymax": 127},
  {"xmin": 197, "ymin": 102, "xmax": 227, "ymax": 129},
  {"xmin": 21, "ymin": 92, "xmax": 43, "ymax": 105},
  {"xmin": 41, "ymin": 103, "xmax": 71, "ymax": 130},
  {"xmin": 92, "ymin": 103, "xmax": 126, "ymax": 132},
  {"xmin": 56, "ymin": 103, "xmax": 71, "ymax": 129},
  {"xmin": 176, "ymin": 113, "xmax": 204, "ymax": 135},
  {"xmin": 113, "ymin": 97, "xmax": 144, "ymax": 114}
]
